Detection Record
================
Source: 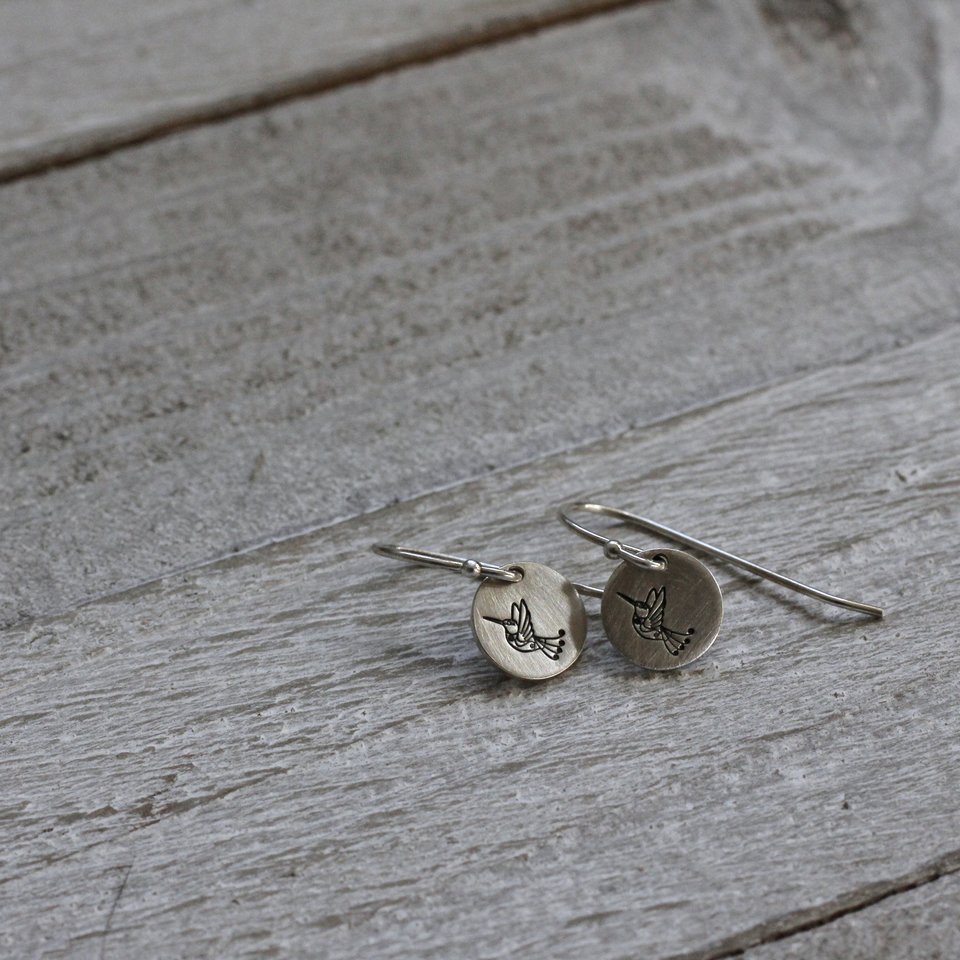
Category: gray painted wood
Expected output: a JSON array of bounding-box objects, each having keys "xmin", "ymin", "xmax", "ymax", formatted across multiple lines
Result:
[
  {"xmin": 2, "ymin": 0, "xmax": 959, "ymax": 628},
  {"xmin": 2, "ymin": 326, "xmax": 958, "ymax": 958},
  {"xmin": 0, "ymin": 0, "xmax": 639, "ymax": 180}
]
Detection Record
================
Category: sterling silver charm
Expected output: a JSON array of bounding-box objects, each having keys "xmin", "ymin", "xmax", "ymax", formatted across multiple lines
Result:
[
  {"xmin": 372, "ymin": 544, "xmax": 590, "ymax": 681},
  {"xmin": 472, "ymin": 561, "xmax": 587, "ymax": 680},
  {"xmin": 559, "ymin": 501, "xmax": 882, "ymax": 671},
  {"xmin": 602, "ymin": 549, "xmax": 722, "ymax": 670}
]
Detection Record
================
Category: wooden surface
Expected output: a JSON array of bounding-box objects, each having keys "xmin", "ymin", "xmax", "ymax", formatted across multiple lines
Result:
[
  {"xmin": 0, "ymin": 0, "xmax": 640, "ymax": 181},
  {"xmin": 3, "ymin": 0, "xmax": 958, "ymax": 629},
  {"xmin": 4, "ymin": 325, "xmax": 959, "ymax": 958},
  {"xmin": 750, "ymin": 871, "xmax": 960, "ymax": 959},
  {"xmin": 3, "ymin": 0, "xmax": 960, "ymax": 956}
]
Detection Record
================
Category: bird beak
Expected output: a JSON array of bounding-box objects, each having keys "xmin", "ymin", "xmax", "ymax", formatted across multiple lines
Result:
[
  {"xmin": 617, "ymin": 592, "xmax": 637, "ymax": 606},
  {"xmin": 482, "ymin": 616, "xmax": 504, "ymax": 625}
]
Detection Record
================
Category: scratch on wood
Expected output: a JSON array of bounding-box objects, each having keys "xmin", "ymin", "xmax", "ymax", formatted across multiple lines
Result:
[
  {"xmin": 248, "ymin": 450, "xmax": 267, "ymax": 485},
  {"xmin": 100, "ymin": 863, "xmax": 132, "ymax": 960}
]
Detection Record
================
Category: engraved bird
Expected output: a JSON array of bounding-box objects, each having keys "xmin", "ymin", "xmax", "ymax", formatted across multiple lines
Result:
[
  {"xmin": 617, "ymin": 587, "xmax": 695, "ymax": 656},
  {"xmin": 483, "ymin": 599, "xmax": 566, "ymax": 660}
]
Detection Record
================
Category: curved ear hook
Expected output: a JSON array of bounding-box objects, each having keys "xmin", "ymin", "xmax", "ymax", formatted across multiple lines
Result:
[
  {"xmin": 372, "ymin": 543, "xmax": 522, "ymax": 582},
  {"xmin": 558, "ymin": 501, "xmax": 883, "ymax": 619},
  {"xmin": 556, "ymin": 503, "xmax": 667, "ymax": 572},
  {"xmin": 372, "ymin": 542, "xmax": 604, "ymax": 597}
]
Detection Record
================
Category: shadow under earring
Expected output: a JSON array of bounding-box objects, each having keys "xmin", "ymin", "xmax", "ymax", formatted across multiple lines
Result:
[{"xmin": 558, "ymin": 501, "xmax": 883, "ymax": 671}]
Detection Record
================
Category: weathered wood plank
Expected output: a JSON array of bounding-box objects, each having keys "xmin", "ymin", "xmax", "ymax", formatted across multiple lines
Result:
[
  {"xmin": 745, "ymin": 871, "xmax": 960, "ymax": 960},
  {"xmin": 1, "ymin": 326, "xmax": 958, "ymax": 957},
  {"xmin": 1, "ymin": 0, "xmax": 957, "ymax": 628},
  {"xmin": 0, "ymin": 0, "xmax": 642, "ymax": 180},
  {"xmin": 668, "ymin": 846, "xmax": 960, "ymax": 959}
]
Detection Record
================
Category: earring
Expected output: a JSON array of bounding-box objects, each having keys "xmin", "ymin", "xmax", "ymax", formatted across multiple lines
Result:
[
  {"xmin": 372, "ymin": 542, "xmax": 598, "ymax": 680},
  {"xmin": 558, "ymin": 501, "xmax": 883, "ymax": 671}
]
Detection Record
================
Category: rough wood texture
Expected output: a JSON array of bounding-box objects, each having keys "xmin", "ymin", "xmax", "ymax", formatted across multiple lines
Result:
[
  {"xmin": 5, "ymin": 0, "xmax": 960, "ymax": 954},
  {"xmin": 2, "ymin": 0, "xmax": 959, "ymax": 628},
  {"xmin": 3, "ymin": 326, "xmax": 958, "ymax": 958},
  {"xmin": 747, "ymin": 871, "xmax": 960, "ymax": 959},
  {"xmin": 0, "ymin": 0, "xmax": 641, "ymax": 180}
]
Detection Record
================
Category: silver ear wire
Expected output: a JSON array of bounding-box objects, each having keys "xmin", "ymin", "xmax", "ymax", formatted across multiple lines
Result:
[
  {"xmin": 372, "ymin": 543, "xmax": 522, "ymax": 582},
  {"xmin": 372, "ymin": 542, "xmax": 603, "ymax": 597},
  {"xmin": 558, "ymin": 501, "xmax": 883, "ymax": 619}
]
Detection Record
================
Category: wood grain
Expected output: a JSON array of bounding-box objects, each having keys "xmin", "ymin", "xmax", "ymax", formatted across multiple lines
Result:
[
  {"xmin": 2, "ymin": 0, "xmax": 958, "ymax": 628},
  {"xmin": 2, "ymin": 325, "xmax": 958, "ymax": 958},
  {"xmin": 0, "ymin": 0, "xmax": 648, "ymax": 180},
  {"xmin": 746, "ymin": 872, "xmax": 960, "ymax": 959}
]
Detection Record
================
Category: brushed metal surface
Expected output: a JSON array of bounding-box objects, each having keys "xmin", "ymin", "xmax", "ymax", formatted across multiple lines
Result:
[
  {"xmin": 601, "ymin": 549, "xmax": 723, "ymax": 670},
  {"xmin": 471, "ymin": 561, "xmax": 587, "ymax": 680}
]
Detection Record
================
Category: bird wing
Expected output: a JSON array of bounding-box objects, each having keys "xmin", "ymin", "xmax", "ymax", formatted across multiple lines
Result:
[
  {"xmin": 647, "ymin": 588, "xmax": 666, "ymax": 630},
  {"xmin": 515, "ymin": 599, "xmax": 535, "ymax": 643}
]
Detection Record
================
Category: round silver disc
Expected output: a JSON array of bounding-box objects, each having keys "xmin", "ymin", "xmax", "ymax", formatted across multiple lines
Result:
[
  {"xmin": 471, "ymin": 562, "xmax": 586, "ymax": 680},
  {"xmin": 601, "ymin": 549, "xmax": 723, "ymax": 670}
]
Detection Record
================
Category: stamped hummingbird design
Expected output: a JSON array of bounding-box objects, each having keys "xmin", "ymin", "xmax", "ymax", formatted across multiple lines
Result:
[
  {"xmin": 483, "ymin": 599, "xmax": 566, "ymax": 660},
  {"xmin": 618, "ymin": 587, "xmax": 695, "ymax": 656}
]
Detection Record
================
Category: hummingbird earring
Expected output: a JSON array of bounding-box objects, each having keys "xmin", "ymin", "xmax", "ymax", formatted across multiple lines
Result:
[
  {"xmin": 371, "ymin": 542, "xmax": 599, "ymax": 680},
  {"xmin": 557, "ymin": 501, "xmax": 883, "ymax": 671}
]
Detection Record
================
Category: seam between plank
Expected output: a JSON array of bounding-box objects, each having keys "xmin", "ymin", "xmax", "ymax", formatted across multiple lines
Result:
[
  {"xmin": 0, "ymin": 0, "xmax": 657, "ymax": 187},
  {"xmin": 664, "ymin": 845, "xmax": 960, "ymax": 959}
]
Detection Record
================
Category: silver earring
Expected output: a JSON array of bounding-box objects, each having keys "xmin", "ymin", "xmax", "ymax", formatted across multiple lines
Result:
[
  {"xmin": 372, "ymin": 542, "xmax": 597, "ymax": 680},
  {"xmin": 558, "ymin": 501, "xmax": 883, "ymax": 671}
]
